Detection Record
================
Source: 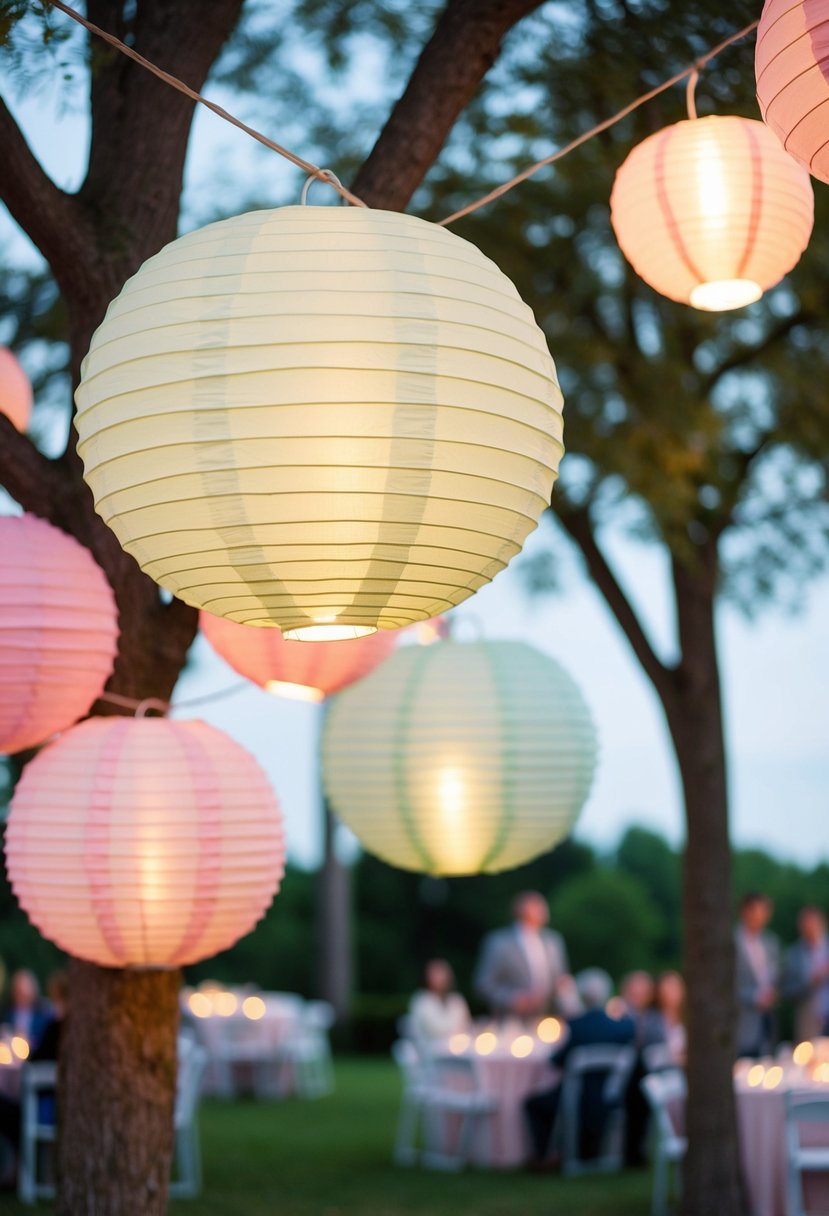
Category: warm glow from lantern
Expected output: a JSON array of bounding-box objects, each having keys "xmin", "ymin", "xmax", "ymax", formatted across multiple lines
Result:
[
  {"xmin": 0, "ymin": 1044, "xmax": 12, "ymax": 1066},
  {"xmin": 475, "ymin": 1032, "xmax": 497, "ymax": 1056},
  {"xmin": 537, "ymin": 1017, "xmax": 562, "ymax": 1044},
  {"xmin": 747, "ymin": 1064, "xmax": 766, "ymax": 1088},
  {"xmin": 323, "ymin": 640, "xmax": 598, "ymax": 876},
  {"xmin": 0, "ymin": 348, "xmax": 33, "ymax": 432},
  {"xmin": 11, "ymin": 1036, "xmax": 29, "ymax": 1061},
  {"xmin": 265, "ymin": 681, "xmax": 325, "ymax": 703},
  {"xmin": 188, "ymin": 993, "xmax": 212, "ymax": 1019},
  {"xmin": 511, "ymin": 1034, "xmax": 534, "ymax": 1059},
  {"xmin": 794, "ymin": 1041, "xmax": 815, "ymax": 1067},
  {"xmin": 74, "ymin": 207, "xmax": 564, "ymax": 636},
  {"xmin": 449, "ymin": 1033, "xmax": 471, "ymax": 1055},
  {"xmin": 5, "ymin": 718, "xmax": 285, "ymax": 968},
  {"xmin": 243, "ymin": 996, "xmax": 266, "ymax": 1021},
  {"xmin": 610, "ymin": 115, "xmax": 813, "ymax": 310},
  {"xmin": 756, "ymin": 0, "xmax": 829, "ymax": 185},
  {"xmin": 762, "ymin": 1066, "xmax": 783, "ymax": 1090}
]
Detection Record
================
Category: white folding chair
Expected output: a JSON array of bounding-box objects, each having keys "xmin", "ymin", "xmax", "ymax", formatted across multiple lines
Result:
[
  {"xmin": 391, "ymin": 1039, "xmax": 428, "ymax": 1166},
  {"xmin": 282, "ymin": 1001, "xmax": 335, "ymax": 1098},
  {"xmin": 418, "ymin": 1053, "xmax": 497, "ymax": 1172},
  {"xmin": 18, "ymin": 1061, "xmax": 58, "ymax": 1204},
  {"xmin": 641, "ymin": 1069, "xmax": 687, "ymax": 1216},
  {"xmin": 170, "ymin": 1038, "xmax": 208, "ymax": 1199},
  {"xmin": 643, "ymin": 1042, "xmax": 677, "ymax": 1074},
  {"xmin": 559, "ymin": 1044, "xmax": 637, "ymax": 1176},
  {"xmin": 785, "ymin": 1089, "xmax": 829, "ymax": 1216}
]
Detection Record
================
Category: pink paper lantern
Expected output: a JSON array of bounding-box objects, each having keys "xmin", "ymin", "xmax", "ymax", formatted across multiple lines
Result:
[
  {"xmin": 756, "ymin": 0, "xmax": 829, "ymax": 184},
  {"xmin": 4, "ymin": 716, "xmax": 286, "ymax": 968},
  {"xmin": 200, "ymin": 610, "xmax": 398, "ymax": 701},
  {"xmin": 0, "ymin": 514, "xmax": 119, "ymax": 753},
  {"xmin": 0, "ymin": 348, "xmax": 33, "ymax": 432}
]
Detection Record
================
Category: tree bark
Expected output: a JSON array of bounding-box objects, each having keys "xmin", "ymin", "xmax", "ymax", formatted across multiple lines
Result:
[
  {"xmin": 665, "ymin": 547, "xmax": 746, "ymax": 1216},
  {"xmin": 316, "ymin": 802, "xmax": 353, "ymax": 1020}
]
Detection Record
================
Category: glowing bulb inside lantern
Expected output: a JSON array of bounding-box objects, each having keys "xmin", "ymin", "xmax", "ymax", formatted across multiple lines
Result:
[
  {"xmin": 242, "ymin": 996, "xmax": 266, "ymax": 1021},
  {"xmin": 265, "ymin": 680, "xmax": 325, "ymax": 703},
  {"xmin": 286, "ymin": 624, "xmax": 377, "ymax": 642},
  {"xmin": 436, "ymin": 766, "xmax": 478, "ymax": 873},
  {"xmin": 690, "ymin": 280, "xmax": 762, "ymax": 311}
]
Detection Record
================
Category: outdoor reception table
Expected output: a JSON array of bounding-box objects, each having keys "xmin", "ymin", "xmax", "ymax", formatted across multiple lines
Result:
[
  {"xmin": 182, "ymin": 989, "xmax": 303, "ymax": 1097},
  {"xmin": 429, "ymin": 1020, "xmax": 568, "ymax": 1169},
  {"xmin": 735, "ymin": 1059, "xmax": 829, "ymax": 1216}
]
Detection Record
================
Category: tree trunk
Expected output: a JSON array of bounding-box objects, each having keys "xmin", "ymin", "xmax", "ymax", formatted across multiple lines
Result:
[
  {"xmin": 316, "ymin": 802, "xmax": 353, "ymax": 1020},
  {"xmin": 57, "ymin": 964, "xmax": 181, "ymax": 1216},
  {"xmin": 667, "ymin": 548, "xmax": 746, "ymax": 1216}
]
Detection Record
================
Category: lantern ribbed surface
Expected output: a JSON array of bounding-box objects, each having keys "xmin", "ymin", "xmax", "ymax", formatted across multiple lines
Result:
[
  {"xmin": 756, "ymin": 0, "xmax": 829, "ymax": 184},
  {"xmin": 322, "ymin": 639, "xmax": 598, "ymax": 876},
  {"xmin": 610, "ymin": 115, "xmax": 814, "ymax": 310},
  {"xmin": 4, "ymin": 717, "xmax": 286, "ymax": 968},
  {"xmin": 0, "ymin": 514, "xmax": 119, "ymax": 754},
  {"xmin": 73, "ymin": 206, "xmax": 564, "ymax": 641},
  {"xmin": 0, "ymin": 348, "xmax": 33, "ymax": 432},
  {"xmin": 200, "ymin": 610, "xmax": 397, "ymax": 700}
]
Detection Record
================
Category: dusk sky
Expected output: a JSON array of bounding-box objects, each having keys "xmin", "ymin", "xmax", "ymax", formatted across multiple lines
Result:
[{"xmin": 2, "ymin": 51, "xmax": 828, "ymax": 869}]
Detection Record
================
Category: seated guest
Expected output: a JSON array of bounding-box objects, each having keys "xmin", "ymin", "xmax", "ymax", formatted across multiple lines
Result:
[
  {"xmin": 408, "ymin": 959, "xmax": 470, "ymax": 1044},
  {"xmin": 655, "ymin": 971, "xmax": 687, "ymax": 1065},
  {"xmin": 0, "ymin": 970, "xmax": 51, "ymax": 1052},
  {"xmin": 782, "ymin": 906, "xmax": 829, "ymax": 1042},
  {"xmin": 735, "ymin": 891, "xmax": 780, "ymax": 1057},
  {"xmin": 524, "ymin": 968, "xmax": 635, "ymax": 1167},
  {"xmin": 474, "ymin": 891, "xmax": 576, "ymax": 1020},
  {"xmin": 618, "ymin": 971, "xmax": 667, "ymax": 1167}
]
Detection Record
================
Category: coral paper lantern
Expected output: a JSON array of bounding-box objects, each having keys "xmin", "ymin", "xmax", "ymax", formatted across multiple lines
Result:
[
  {"xmin": 610, "ymin": 115, "xmax": 814, "ymax": 310},
  {"xmin": 73, "ymin": 206, "xmax": 563, "ymax": 640},
  {"xmin": 4, "ymin": 716, "xmax": 285, "ymax": 968},
  {"xmin": 200, "ymin": 610, "xmax": 397, "ymax": 701},
  {"xmin": 0, "ymin": 348, "xmax": 33, "ymax": 432},
  {"xmin": 756, "ymin": 0, "xmax": 829, "ymax": 184},
  {"xmin": 322, "ymin": 639, "xmax": 598, "ymax": 876},
  {"xmin": 0, "ymin": 514, "xmax": 119, "ymax": 754}
]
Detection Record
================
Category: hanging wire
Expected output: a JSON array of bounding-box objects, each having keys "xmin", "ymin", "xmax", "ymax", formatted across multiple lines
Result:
[{"xmin": 98, "ymin": 681, "xmax": 250, "ymax": 718}]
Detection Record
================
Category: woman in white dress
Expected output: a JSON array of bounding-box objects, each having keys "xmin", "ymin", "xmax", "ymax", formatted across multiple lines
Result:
[
  {"xmin": 408, "ymin": 959, "xmax": 471, "ymax": 1045},
  {"xmin": 656, "ymin": 970, "xmax": 687, "ymax": 1065}
]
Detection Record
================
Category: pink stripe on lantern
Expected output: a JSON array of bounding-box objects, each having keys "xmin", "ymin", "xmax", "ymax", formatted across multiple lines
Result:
[
  {"xmin": 165, "ymin": 722, "xmax": 223, "ymax": 966},
  {"xmin": 653, "ymin": 127, "xmax": 706, "ymax": 289},
  {"xmin": 736, "ymin": 120, "xmax": 765, "ymax": 279},
  {"xmin": 83, "ymin": 718, "xmax": 131, "ymax": 964}
]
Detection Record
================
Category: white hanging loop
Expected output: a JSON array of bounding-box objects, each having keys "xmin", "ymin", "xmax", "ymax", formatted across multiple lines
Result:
[
  {"xmin": 134, "ymin": 697, "xmax": 169, "ymax": 718},
  {"xmin": 300, "ymin": 169, "xmax": 348, "ymax": 206},
  {"xmin": 686, "ymin": 68, "xmax": 700, "ymax": 120}
]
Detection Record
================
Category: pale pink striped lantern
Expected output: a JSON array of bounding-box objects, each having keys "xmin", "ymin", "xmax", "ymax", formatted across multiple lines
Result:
[
  {"xmin": 0, "ymin": 348, "xmax": 32, "ymax": 432},
  {"xmin": 200, "ymin": 610, "xmax": 398, "ymax": 701},
  {"xmin": 0, "ymin": 514, "xmax": 119, "ymax": 753},
  {"xmin": 4, "ymin": 717, "xmax": 286, "ymax": 968},
  {"xmin": 756, "ymin": 0, "xmax": 829, "ymax": 184}
]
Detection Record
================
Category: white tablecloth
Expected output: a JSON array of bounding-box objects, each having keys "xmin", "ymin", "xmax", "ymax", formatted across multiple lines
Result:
[{"xmin": 736, "ymin": 1080, "xmax": 829, "ymax": 1216}]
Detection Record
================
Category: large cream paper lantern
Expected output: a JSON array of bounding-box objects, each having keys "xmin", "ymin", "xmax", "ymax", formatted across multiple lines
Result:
[
  {"xmin": 610, "ymin": 115, "xmax": 814, "ymax": 310},
  {"xmin": 73, "ymin": 207, "xmax": 563, "ymax": 641},
  {"xmin": 756, "ymin": 0, "xmax": 829, "ymax": 184},
  {"xmin": 0, "ymin": 348, "xmax": 33, "ymax": 432},
  {"xmin": 322, "ymin": 639, "xmax": 598, "ymax": 876},
  {"xmin": 0, "ymin": 514, "xmax": 119, "ymax": 754},
  {"xmin": 200, "ymin": 609, "xmax": 397, "ymax": 701},
  {"xmin": 4, "ymin": 716, "xmax": 285, "ymax": 968}
]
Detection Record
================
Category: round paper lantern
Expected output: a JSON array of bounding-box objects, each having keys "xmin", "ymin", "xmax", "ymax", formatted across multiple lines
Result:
[
  {"xmin": 0, "ymin": 348, "xmax": 33, "ymax": 432},
  {"xmin": 73, "ymin": 206, "xmax": 563, "ymax": 640},
  {"xmin": 322, "ymin": 639, "xmax": 598, "ymax": 876},
  {"xmin": 610, "ymin": 115, "xmax": 814, "ymax": 310},
  {"xmin": 4, "ymin": 716, "xmax": 285, "ymax": 968},
  {"xmin": 200, "ymin": 610, "xmax": 397, "ymax": 701},
  {"xmin": 0, "ymin": 514, "xmax": 119, "ymax": 754},
  {"xmin": 756, "ymin": 0, "xmax": 829, "ymax": 184}
]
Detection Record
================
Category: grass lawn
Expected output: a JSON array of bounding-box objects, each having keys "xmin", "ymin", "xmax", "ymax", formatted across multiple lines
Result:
[{"xmin": 6, "ymin": 1057, "xmax": 652, "ymax": 1215}]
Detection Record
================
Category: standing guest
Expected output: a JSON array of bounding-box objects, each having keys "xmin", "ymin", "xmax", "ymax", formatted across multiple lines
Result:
[
  {"xmin": 618, "ymin": 971, "xmax": 667, "ymax": 1167},
  {"xmin": 782, "ymin": 906, "xmax": 829, "ymax": 1042},
  {"xmin": 408, "ymin": 959, "xmax": 470, "ymax": 1044},
  {"xmin": 524, "ymin": 968, "xmax": 635, "ymax": 1168},
  {"xmin": 655, "ymin": 971, "xmax": 687, "ymax": 1065},
  {"xmin": 0, "ymin": 971, "xmax": 50, "ymax": 1052},
  {"xmin": 474, "ymin": 891, "xmax": 576, "ymax": 1020},
  {"xmin": 735, "ymin": 892, "xmax": 780, "ymax": 1057}
]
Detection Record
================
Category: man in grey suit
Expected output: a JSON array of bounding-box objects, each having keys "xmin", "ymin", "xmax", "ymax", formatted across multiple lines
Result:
[
  {"xmin": 782, "ymin": 906, "xmax": 829, "ymax": 1042},
  {"xmin": 474, "ymin": 891, "xmax": 576, "ymax": 1018},
  {"xmin": 735, "ymin": 892, "xmax": 780, "ymax": 1058}
]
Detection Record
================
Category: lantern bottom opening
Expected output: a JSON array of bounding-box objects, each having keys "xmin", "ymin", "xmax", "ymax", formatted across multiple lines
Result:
[
  {"xmin": 265, "ymin": 680, "xmax": 325, "ymax": 702},
  {"xmin": 284, "ymin": 624, "xmax": 378, "ymax": 642},
  {"xmin": 689, "ymin": 278, "xmax": 762, "ymax": 311}
]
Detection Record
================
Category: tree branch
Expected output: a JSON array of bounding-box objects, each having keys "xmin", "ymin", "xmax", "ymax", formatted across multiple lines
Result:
[
  {"xmin": 0, "ymin": 96, "xmax": 94, "ymax": 285},
  {"xmin": 700, "ymin": 310, "xmax": 809, "ymax": 396},
  {"xmin": 0, "ymin": 416, "xmax": 65, "ymax": 519},
  {"xmin": 555, "ymin": 504, "xmax": 677, "ymax": 699},
  {"xmin": 352, "ymin": 0, "xmax": 545, "ymax": 210}
]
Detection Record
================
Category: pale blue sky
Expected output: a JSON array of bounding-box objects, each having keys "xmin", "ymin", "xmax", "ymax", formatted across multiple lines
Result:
[{"xmin": 2, "ymin": 50, "xmax": 827, "ymax": 869}]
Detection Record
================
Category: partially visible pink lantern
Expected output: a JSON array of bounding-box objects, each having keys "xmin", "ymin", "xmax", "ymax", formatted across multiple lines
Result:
[
  {"xmin": 0, "ymin": 514, "xmax": 119, "ymax": 753},
  {"xmin": 0, "ymin": 348, "xmax": 33, "ymax": 432},
  {"xmin": 756, "ymin": 0, "xmax": 829, "ymax": 184},
  {"xmin": 4, "ymin": 716, "xmax": 286, "ymax": 968},
  {"xmin": 200, "ymin": 610, "xmax": 398, "ymax": 701}
]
